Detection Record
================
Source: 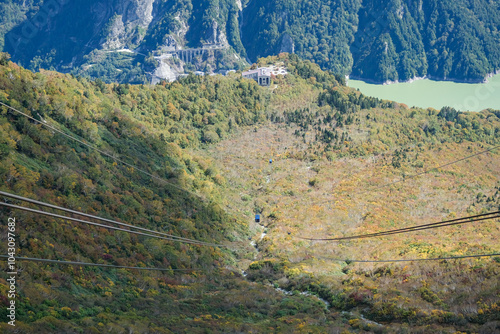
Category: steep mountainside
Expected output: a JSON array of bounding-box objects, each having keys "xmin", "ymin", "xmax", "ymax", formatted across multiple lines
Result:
[
  {"xmin": 242, "ymin": 0, "xmax": 500, "ymax": 83},
  {"xmin": 3, "ymin": 0, "xmax": 247, "ymax": 84},
  {"xmin": 0, "ymin": 0, "xmax": 44, "ymax": 51},
  {"xmin": 0, "ymin": 52, "xmax": 499, "ymax": 332},
  {"xmin": 2, "ymin": 0, "xmax": 500, "ymax": 84},
  {"xmin": 0, "ymin": 54, "xmax": 326, "ymax": 333}
]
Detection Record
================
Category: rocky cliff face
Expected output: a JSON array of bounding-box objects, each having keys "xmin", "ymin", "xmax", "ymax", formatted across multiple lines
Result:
[
  {"xmin": 2, "ymin": 0, "xmax": 499, "ymax": 84},
  {"xmin": 100, "ymin": 0, "xmax": 155, "ymax": 50},
  {"xmin": 3, "ymin": 0, "xmax": 247, "ymax": 83},
  {"xmin": 204, "ymin": 20, "xmax": 229, "ymax": 46}
]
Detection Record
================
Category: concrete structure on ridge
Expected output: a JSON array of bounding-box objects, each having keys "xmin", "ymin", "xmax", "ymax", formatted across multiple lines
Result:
[{"xmin": 242, "ymin": 66, "xmax": 288, "ymax": 86}]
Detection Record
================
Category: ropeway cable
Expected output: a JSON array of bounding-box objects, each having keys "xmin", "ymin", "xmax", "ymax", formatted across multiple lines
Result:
[
  {"xmin": 0, "ymin": 255, "xmax": 204, "ymax": 271},
  {"xmin": 373, "ymin": 144, "xmax": 500, "ymax": 190},
  {"xmin": 315, "ymin": 252, "xmax": 500, "ymax": 263},
  {"xmin": 0, "ymin": 190, "xmax": 218, "ymax": 246},
  {"xmin": 313, "ymin": 143, "xmax": 500, "ymax": 207},
  {"xmin": 0, "ymin": 202, "xmax": 224, "ymax": 247},
  {"xmin": 0, "ymin": 101, "xmax": 205, "ymax": 201},
  {"xmin": 296, "ymin": 210, "xmax": 500, "ymax": 241}
]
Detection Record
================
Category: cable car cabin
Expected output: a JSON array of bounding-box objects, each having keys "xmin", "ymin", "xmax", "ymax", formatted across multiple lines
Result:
[{"xmin": 255, "ymin": 214, "xmax": 261, "ymax": 223}]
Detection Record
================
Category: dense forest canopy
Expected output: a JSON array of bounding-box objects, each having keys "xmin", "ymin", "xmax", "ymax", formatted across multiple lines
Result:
[
  {"xmin": 242, "ymin": 0, "xmax": 500, "ymax": 82},
  {"xmin": 1, "ymin": 0, "xmax": 500, "ymax": 83}
]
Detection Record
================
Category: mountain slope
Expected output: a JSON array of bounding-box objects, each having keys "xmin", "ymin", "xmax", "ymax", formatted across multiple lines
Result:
[
  {"xmin": 242, "ymin": 0, "xmax": 500, "ymax": 83},
  {"xmin": 3, "ymin": 0, "xmax": 248, "ymax": 84},
  {"xmin": 0, "ymin": 53, "xmax": 499, "ymax": 332},
  {"xmin": 209, "ymin": 55, "xmax": 500, "ymax": 332},
  {"xmin": 2, "ymin": 0, "xmax": 500, "ymax": 83},
  {"xmin": 0, "ymin": 0, "xmax": 44, "ymax": 51},
  {"xmin": 0, "ymin": 54, "xmax": 352, "ymax": 332}
]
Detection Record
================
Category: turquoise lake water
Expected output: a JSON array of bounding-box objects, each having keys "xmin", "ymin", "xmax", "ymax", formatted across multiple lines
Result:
[{"xmin": 348, "ymin": 73, "xmax": 500, "ymax": 112}]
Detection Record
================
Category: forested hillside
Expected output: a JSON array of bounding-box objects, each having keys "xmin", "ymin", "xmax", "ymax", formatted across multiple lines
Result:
[
  {"xmin": 241, "ymin": 0, "xmax": 500, "ymax": 83},
  {"xmin": 0, "ymin": 52, "xmax": 499, "ymax": 332},
  {"xmin": 2, "ymin": 0, "xmax": 500, "ymax": 84},
  {"xmin": 1, "ymin": 0, "xmax": 247, "ymax": 84},
  {"xmin": 0, "ymin": 0, "xmax": 44, "ymax": 51},
  {"xmin": 0, "ymin": 52, "xmax": 291, "ymax": 332},
  {"xmin": 215, "ymin": 55, "xmax": 500, "ymax": 332}
]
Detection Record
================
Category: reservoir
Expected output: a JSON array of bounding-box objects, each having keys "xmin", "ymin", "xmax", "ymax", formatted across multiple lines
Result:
[{"xmin": 348, "ymin": 73, "xmax": 500, "ymax": 112}]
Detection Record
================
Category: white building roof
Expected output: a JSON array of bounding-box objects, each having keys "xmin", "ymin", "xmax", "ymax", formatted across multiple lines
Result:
[
  {"xmin": 243, "ymin": 67, "xmax": 272, "ymax": 77},
  {"xmin": 243, "ymin": 66, "xmax": 288, "ymax": 77}
]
